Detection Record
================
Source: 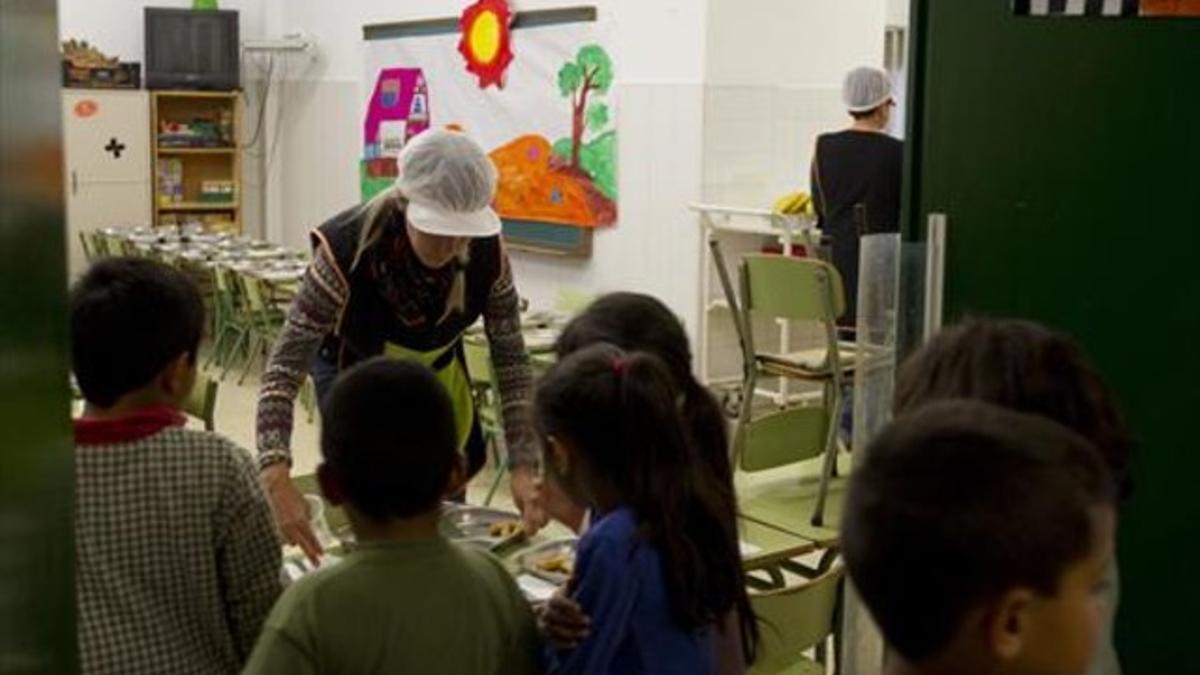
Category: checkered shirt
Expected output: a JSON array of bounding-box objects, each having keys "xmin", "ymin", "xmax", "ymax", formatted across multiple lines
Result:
[{"xmin": 76, "ymin": 427, "xmax": 283, "ymax": 674}]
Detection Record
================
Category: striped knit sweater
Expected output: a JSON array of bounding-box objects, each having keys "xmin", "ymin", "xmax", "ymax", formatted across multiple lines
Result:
[{"xmin": 255, "ymin": 231, "xmax": 537, "ymax": 470}]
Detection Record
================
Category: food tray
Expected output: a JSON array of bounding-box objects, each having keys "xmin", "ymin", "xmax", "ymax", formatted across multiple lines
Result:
[
  {"xmin": 516, "ymin": 538, "xmax": 578, "ymax": 586},
  {"xmin": 439, "ymin": 504, "xmax": 526, "ymax": 550}
]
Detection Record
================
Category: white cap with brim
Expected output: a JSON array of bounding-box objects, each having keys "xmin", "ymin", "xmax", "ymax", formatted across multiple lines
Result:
[
  {"xmin": 406, "ymin": 199, "xmax": 502, "ymax": 238},
  {"xmin": 394, "ymin": 129, "xmax": 503, "ymax": 238}
]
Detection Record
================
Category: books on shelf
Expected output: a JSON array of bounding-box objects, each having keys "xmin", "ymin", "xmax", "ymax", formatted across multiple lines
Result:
[{"xmin": 157, "ymin": 158, "xmax": 183, "ymax": 207}]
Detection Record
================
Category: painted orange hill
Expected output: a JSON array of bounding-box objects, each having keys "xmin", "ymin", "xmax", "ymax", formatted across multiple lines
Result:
[{"xmin": 490, "ymin": 135, "xmax": 616, "ymax": 227}]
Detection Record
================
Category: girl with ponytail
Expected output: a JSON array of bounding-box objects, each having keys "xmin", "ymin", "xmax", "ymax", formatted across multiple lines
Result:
[
  {"xmin": 536, "ymin": 343, "xmax": 755, "ymax": 675},
  {"xmin": 544, "ymin": 292, "xmax": 755, "ymax": 674}
]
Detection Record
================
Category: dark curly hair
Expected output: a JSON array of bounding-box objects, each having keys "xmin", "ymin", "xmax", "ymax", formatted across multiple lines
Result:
[{"xmin": 896, "ymin": 317, "xmax": 1135, "ymax": 500}]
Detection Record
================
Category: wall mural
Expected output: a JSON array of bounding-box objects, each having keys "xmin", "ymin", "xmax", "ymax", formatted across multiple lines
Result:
[{"xmin": 362, "ymin": 7, "xmax": 617, "ymax": 231}]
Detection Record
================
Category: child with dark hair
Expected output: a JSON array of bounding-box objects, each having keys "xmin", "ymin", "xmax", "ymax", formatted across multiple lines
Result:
[
  {"xmin": 71, "ymin": 258, "xmax": 281, "ymax": 674},
  {"xmin": 895, "ymin": 318, "xmax": 1133, "ymax": 675},
  {"xmin": 535, "ymin": 343, "xmax": 755, "ymax": 675},
  {"xmin": 244, "ymin": 357, "xmax": 539, "ymax": 674},
  {"xmin": 553, "ymin": 292, "xmax": 735, "ymax": 503},
  {"xmin": 544, "ymin": 292, "xmax": 755, "ymax": 674},
  {"xmin": 843, "ymin": 400, "xmax": 1116, "ymax": 675}
]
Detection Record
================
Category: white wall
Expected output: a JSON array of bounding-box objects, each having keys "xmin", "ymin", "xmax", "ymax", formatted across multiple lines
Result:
[
  {"xmin": 702, "ymin": 0, "xmax": 889, "ymax": 206},
  {"xmin": 270, "ymin": 0, "xmax": 709, "ymax": 335}
]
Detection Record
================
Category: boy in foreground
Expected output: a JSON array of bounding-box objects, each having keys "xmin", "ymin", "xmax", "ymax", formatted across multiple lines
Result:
[
  {"xmin": 844, "ymin": 400, "xmax": 1115, "ymax": 675},
  {"xmin": 244, "ymin": 357, "xmax": 539, "ymax": 674}
]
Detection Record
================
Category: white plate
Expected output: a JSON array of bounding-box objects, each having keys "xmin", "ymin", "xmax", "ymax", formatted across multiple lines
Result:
[{"xmin": 516, "ymin": 573, "xmax": 560, "ymax": 603}]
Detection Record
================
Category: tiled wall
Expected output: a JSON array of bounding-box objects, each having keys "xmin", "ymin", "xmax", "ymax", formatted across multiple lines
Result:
[{"xmin": 701, "ymin": 85, "xmax": 847, "ymax": 206}]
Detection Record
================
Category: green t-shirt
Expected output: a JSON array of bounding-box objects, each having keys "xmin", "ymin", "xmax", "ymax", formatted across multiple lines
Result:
[{"xmin": 243, "ymin": 538, "xmax": 540, "ymax": 675}]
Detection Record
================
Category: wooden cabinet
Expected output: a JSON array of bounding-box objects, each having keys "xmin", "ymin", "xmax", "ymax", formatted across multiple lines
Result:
[
  {"xmin": 151, "ymin": 91, "xmax": 242, "ymax": 234},
  {"xmin": 61, "ymin": 89, "xmax": 153, "ymax": 277}
]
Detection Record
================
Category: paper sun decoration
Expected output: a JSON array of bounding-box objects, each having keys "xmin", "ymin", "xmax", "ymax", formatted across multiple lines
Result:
[{"xmin": 458, "ymin": 0, "xmax": 514, "ymax": 89}]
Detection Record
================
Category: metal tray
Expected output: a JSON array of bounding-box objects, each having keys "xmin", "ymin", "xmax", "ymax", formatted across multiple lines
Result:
[{"xmin": 439, "ymin": 504, "xmax": 526, "ymax": 550}]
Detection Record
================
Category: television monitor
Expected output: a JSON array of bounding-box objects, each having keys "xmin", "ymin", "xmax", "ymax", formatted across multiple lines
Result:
[{"xmin": 145, "ymin": 8, "xmax": 239, "ymax": 90}]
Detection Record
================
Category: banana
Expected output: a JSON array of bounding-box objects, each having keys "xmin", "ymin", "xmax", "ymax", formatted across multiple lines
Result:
[{"xmin": 772, "ymin": 191, "xmax": 813, "ymax": 216}]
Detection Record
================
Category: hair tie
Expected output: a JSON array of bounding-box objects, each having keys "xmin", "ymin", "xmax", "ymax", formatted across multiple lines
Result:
[{"xmin": 612, "ymin": 357, "xmax": 629, "ymax": 376}]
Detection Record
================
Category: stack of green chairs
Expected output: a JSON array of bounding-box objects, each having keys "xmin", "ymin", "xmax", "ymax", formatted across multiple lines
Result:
[
  {"xmin": 206, "ymin": 265, "xmax": 251, "ymax": 379},
  {"xmin": 235, "ymin": 271, "xmax": 287, "ymax": 386},
  {"xmin": 715, "ymin": 253, "xmax": 856, "ymax": 536}
]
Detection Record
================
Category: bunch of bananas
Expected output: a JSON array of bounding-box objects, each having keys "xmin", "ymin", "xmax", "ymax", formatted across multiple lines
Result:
[
  {"xmin": 61, "ymin": 40, "xmax": 118, "ymax": 69},
  {"xmin": 772, "ymin": 191, "xmax": 814, "ymax": 216}
]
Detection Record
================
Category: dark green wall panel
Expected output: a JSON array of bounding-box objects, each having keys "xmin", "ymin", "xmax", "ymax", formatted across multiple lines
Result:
[{"xmin": 907, "ymin": 2, "xmax": 1200, "ymax": 671}]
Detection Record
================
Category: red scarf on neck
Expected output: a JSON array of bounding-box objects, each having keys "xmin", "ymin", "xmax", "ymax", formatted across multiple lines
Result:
[{"xmin": 74, "ymin": 405, "xmax": 187, "ymax": 445}]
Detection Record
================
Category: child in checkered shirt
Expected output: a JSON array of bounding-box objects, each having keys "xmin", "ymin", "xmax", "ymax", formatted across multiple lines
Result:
[{"xmin": 71, "ymin": 258, "xmax": 282, "ymax": 674}]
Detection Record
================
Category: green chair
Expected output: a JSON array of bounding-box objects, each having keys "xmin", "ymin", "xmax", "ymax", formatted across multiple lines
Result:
[
  {"xmin": 749, "ymin": 566, "xmax": 845, "ymax": 675},
  {"xmin": 78, "ymin": 231, "xmax": 97, "ymax": 264},
  {"xmin": 733, "ymin": 405, "xmax": 846, "ymax": 546},
  {"xmin": 207, "ymin": 265, "xmax": 250, "ymax": 378},
  {"xmin": 463, "ymin": 334, "xmax": 507, "ymax": 506},
  {"xmin": 236, "ymin": 271, "xmax": 286, "ymax": 385},
  {"xmin": 183, "ymin": 373, "xmax": 219, "ymax": 432},
  {"xmin": 103, "ymin": 232, "xmax": 132, "ymax": 257},
  {"xmin": 724, "ymin": 254, "xmax": 855, "ymax": 529},
  {"xmin": 84, "ymin": 231, "xmax": 108, "ymax": 259}
]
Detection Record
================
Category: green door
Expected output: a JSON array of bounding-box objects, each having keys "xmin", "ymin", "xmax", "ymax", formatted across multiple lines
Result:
[
  {"xmin": 0, "ymin": 0, "xmax": 76, "ymax": 670},
  {"xmin": 906, "ymin": 2, "xmax": 1200, "ymax": 671}
]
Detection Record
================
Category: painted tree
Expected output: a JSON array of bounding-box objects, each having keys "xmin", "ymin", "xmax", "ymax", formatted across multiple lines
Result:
[{"xmin": 557, "ymin": 44, "xmax": 614, "ymax": 169}]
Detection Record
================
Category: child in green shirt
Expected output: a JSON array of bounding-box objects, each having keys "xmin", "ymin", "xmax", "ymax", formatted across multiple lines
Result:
[{"xmin": 244, "ymin": 358, "xmax": 539, "ymax": 675}]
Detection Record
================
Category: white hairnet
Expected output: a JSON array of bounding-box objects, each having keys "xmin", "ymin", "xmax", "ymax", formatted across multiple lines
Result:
[
  {"xmin": 843, "ymin": 67, "xmax": 892, "ymax": 113},
  {"xmin": 395, "ymin": 129, "xmax": 498, "ymax": 213}
]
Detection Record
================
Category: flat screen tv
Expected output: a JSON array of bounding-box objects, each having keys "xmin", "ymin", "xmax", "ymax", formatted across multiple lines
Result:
[{"xmin": 145, "ymin": 8, "xmax": 239, "ymax": 90}]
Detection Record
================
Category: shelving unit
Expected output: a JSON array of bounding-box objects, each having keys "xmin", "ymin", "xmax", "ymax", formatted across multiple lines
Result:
[
  {"xmin": 150, "ymin": 90, "xmax": 242, "ymax": 233},
  {"xmin": 157, "ymin": 147, "xmax": 238, "ymax": 155},
  {"xmin": 159, "ymin": 201, "xmax": 241, "ymax": 211}
]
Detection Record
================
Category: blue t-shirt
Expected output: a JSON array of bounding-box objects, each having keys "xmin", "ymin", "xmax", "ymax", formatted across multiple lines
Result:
[{"xmin": 545, "ymin": 508, "xmax": 716, "ymax": 675}]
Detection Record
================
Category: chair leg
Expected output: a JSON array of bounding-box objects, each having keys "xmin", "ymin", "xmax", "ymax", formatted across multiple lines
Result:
[
  {"xmin": 221, "ymin": 331, "xmax": 248, "ymax": 382},
  {"xmin": 484, "ymin": 467, "xmax": 504, "ymax": 507},
  {"xmin": 239, "ymin": 334, "xmax": 263, "ymax": 386},
  {"xmin": 484, "ymin": 433, "xmax": 505, "ymax": 506},
  {"xmin": 204, "ymin": 328, "xmax": 226, "ymax": 371},
  {"xmin": 300, "ymin": 377, "xmax": 316, "ymax": 423},
  {"xmin": 206, "ymin": 324, "xmax": 237, "ymax": 371},
  {"xmin": 811, "ymin": 385, "xmax": 843, "ymax": 528}
]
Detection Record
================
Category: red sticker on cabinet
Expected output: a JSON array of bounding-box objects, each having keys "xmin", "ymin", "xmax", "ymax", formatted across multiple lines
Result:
[{"xmin": 74, "ymin": 100, "xmax": 99, "ymax": 118}]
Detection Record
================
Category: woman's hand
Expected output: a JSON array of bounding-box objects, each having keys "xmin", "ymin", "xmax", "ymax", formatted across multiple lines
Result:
[
  {"xmin": 510, "ymin": 467, "xmax": 548, "ymax": 535},
  {"xmin": 261, "ymin": 463, "xmax": 323, "ymax": 565},
  {"xmin": 538, "ymin": 587, "xmax": 591, "ymax": 649}
]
